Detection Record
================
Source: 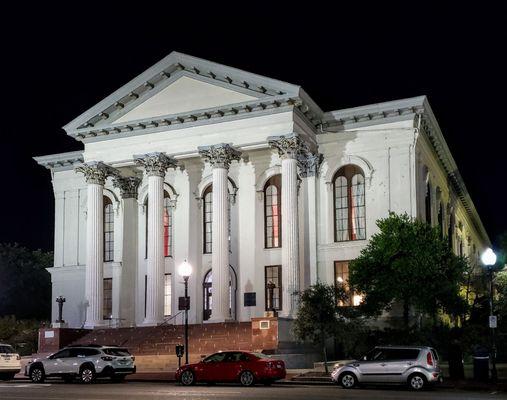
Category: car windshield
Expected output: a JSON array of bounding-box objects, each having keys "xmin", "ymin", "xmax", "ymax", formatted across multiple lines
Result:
[
  {"xmin": 102, "ymin": 348, "xmax": 131, "ymax": 356},
  {"xmin": 0, "ymin": 345, "xmax": 15, "ymax": 353}
]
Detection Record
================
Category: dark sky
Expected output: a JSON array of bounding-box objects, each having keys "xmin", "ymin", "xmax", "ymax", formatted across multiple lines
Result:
[{"xmin": 1, "ymin": 3, "xmax": 506, "ymax": 252}]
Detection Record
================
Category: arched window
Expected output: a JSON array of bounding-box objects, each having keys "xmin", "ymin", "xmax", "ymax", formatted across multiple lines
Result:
[
  {"xmin": 425, "ymin": 180, "xmax": 432, "ymax": 225},
  {"xmin": 203, "ymin": 185, "xmax": 213, "ymax": 254},
  {"xmin": 104, "ymin": 196, "xmax": 114, "ymax": 262},
  {"xmin": 145, "ymin": 189, "xmax": 174, "ymax": 258},
  {"xmin": 448, "ymin": 210, "xmax": 455, "ymax": 251},
  {"xmin": 264, "ymin": 174, "xmax": 281, "ymax": 248},
  {"xmin": 163, "ymin": 191, "xmax": 172, "ymax": 257},
  {"xmin": 333, "ymin": 165, "xmax": 366, "ymax": 242},
  {"xmin": 438, "ymin": 202, "xmax": 444, "ymax": 235}
]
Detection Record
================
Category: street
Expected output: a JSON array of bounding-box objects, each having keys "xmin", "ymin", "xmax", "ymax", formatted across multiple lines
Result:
[{"xmin": 0, "ymin": 381, "xmax": 503, "ymax": 400}]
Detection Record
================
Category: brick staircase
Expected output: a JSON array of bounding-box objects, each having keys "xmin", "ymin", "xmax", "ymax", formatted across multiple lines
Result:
[{"xmin": 68, "ymin": 322, "xmax": 253, "ymax": 369}]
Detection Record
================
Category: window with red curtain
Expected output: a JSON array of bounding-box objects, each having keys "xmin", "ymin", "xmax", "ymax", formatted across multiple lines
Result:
[
  {"xmin": 333, "ymin": 165, "xmax": 366, "ymax": 242},
  {"xmin": 103, "ymin": 196, "xmax": 114, "ymax": 262},
  {"xmin": 203, "ymin": 185, "xmax": 213, "ymax": 254},
  {"xmin": 264, "ymin": 175, "xmax": 281, "ymax": 248},
  {"xmin": 163, "ymin": 191, "xmax": 172, "ymax": 257}
]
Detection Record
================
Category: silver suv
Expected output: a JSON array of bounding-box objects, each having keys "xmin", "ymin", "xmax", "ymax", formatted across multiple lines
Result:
[
  {"xmin": 331, "ymin": 346, "xmax": 442, "ymax": 390},
  {"xmin": 26, "ymin": 345, "xmax": 136, "ymax": 383}
]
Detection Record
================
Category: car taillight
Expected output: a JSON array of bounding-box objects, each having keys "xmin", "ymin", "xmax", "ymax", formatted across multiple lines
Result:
[
  {"xmin": 266, "ymin": 362, "xmax": 274, "ymax": 368},
  {"xmin": 101, "ymin": 356, "xmax": 114, "ymax": 361},
  {"xmin": 427, "ymin": 352, "xmax": 434, "ymax": 366}
]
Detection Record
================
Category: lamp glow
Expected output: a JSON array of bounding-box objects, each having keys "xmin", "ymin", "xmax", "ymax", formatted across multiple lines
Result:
[
  {"xmin": 481, "ymin": 248, "xmax": 497, "ymax": 266},
  {"xmin": 178, "ymin": 259, "xmax": 192, "ymax": 278}
]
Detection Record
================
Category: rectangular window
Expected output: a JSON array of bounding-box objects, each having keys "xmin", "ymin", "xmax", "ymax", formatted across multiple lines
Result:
[
  {"xmin": 164, "ymin": 273, "xmax": 172, "ymax": 316},
  {"xmin": 103, "ymin": 278, "xmax": 112, "ymax": 319},
  {"xmin": 334, "ymin": 261, "xmax": 362, "ymax": 307},
  {"xmin": 265, "ymin": 265, "xmax": 282, "ymax": 311},
  {"xmin": 144, "ymin": 275, "xmax": 147, "ymax": 317}
]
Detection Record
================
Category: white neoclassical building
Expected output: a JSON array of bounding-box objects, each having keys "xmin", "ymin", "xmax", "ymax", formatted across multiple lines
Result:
[{"xmin": 35, "ymin": 52, "xmax": 490, "ymax": 329}]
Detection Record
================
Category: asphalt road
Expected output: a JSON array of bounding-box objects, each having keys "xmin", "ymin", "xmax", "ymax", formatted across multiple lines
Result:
[{"xmin": 0, "ymin": 381, "xmax": 503, "ymax": 400}]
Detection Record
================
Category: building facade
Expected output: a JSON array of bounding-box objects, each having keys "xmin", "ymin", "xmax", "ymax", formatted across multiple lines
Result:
[{"xmin": 35, "ymin": 52, "xmax": 490, "ymax": 329}]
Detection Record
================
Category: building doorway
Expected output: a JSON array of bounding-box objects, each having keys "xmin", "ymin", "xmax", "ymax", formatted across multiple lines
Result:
[{"xmin": 203, "ymin": 266, "xmax": 237, "ymax": 321}]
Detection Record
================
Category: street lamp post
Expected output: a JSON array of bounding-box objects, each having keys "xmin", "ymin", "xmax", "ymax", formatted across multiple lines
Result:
[
  {"xmin": 481, "ymin": 248, "xmax": 498, "ymax": 383},
  {"xmin": 178, "ymin": 259, "xmax": 192, "ymax": 365},
  {"xmin": 56, "ymin": 296, "xmax": 66, "ymax": 323}
]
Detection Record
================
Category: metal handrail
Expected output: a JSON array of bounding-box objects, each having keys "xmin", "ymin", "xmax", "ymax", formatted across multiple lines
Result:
[{"xmin": 119, "ymin": 311, "xmax": 185, "ymax": 347}]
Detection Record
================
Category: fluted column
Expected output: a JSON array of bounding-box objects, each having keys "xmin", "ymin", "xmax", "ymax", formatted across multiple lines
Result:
[
  {"xmin": 76, "ymin": 162, "xmax": 116, "ymax": 328},
  {"xmin": 112, "ymin": 175, "xmax": 141, "ymax": 326},
  {"xmin": 198, "ymin": 144, "xmax": 241, "ymax": 322},
  {"xmin": 300, "ymin": 154, "xmax": 323, "ymax": 285},
  {"xmin": 268, "ymin": 134, "xmax": 309, "ymax": 318},
  {"xmin": 135, "ymin": 153, "xmax": 177, "ymax": 326}
]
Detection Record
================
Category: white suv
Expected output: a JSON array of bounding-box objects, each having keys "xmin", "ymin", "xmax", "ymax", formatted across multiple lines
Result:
[
  {"xmin": 0, "ymin": 343, "xmax": 21, "ymax": 380},
  {"xmin": 26, "ymin": 345, "xmax": 136, "ymax": 383},
  {"xmin": 331, "ymin": 346, "xmax": 442, "ymax": 390}
]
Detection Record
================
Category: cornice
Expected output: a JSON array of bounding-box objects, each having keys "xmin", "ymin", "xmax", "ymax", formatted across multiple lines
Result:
[
  {"xmin": 68, "ymin": 96, "xmax": 322, "ymax": 142},
  {"xmin": 33, "ymin": 151, "xmax": 84, "ymax": 171},
  {"xmin": 322, "ymin": 96, "xmax": 426, "ymax": 132},
  {"xmin": 417, "ymin": 103, "xmax": 491, "ymax": 246}
]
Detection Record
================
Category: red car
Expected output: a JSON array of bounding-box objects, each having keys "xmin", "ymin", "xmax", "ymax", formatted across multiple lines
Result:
[{"xmin": 175, "ymin": 351, "xmax": 286, "ymax": 386}]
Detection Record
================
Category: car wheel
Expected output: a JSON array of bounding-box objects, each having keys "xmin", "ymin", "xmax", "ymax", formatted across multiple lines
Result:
[
  {"xmin": 339, "ymin": 372, "xmax": 356, "ymax": 389},
  {"xmin": 79, "ymin": 366, "xmax": 95, "ymax": 384},
  {"xmin": 408, "ymin": 373, "xmax": 426, "ymax": 391},
  {"xmin": 30, "ymin": 366, "xmax": 45, "ymax": 383},
  {"xmin": 180, "ymin": 370, "xmax": 195, "ymax": 386},
  {"xmin": 239, "ymin": 370, "xmax": 255, "ymax": 387},
  {"xmin": 63, "ymin": 375, "xmax": 74, "ymax": 383}
]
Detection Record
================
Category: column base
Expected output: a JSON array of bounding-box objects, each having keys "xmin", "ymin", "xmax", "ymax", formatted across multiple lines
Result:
[
  {"xmin": 140, "ymin": 318, "xmax": 164, "ymax": 327},
  {"xmin": 206, "ymin": 316, "xmax": 235, "ymax": 324},
  {"xmin": 83, "ymin": 320, "xmax": 108, "ymax": 329}
]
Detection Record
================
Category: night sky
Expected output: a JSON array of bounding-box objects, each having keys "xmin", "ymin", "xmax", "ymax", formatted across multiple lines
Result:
[{"xmin": 1, "ymin": 3, "xmax": 505, "ymax": 252}]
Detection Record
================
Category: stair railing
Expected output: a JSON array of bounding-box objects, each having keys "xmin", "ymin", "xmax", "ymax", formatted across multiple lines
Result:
[{"xmin": 119, "ymin": 311, "xmax": 185, "ymax": 348}]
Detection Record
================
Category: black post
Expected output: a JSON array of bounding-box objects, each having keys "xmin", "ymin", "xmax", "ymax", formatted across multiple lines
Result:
[
  {"xmin": 56, "ymin": 296, "xmax": 66, "ymax": 323},
  {"xmin": 267, "ymin": 281, "xmax": 276, "ymax": 314},
  {"xmin": 489, "ymin": 268, "xmax": 498, "ymax": 383},
  {"xmin": 184, "ymin": 276, "xmax": 189, "ymax": 365}
]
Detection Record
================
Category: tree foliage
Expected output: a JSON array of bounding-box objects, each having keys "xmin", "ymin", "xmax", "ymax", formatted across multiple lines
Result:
[
  {"xmin": 0, "ymin": 243, "xmax": 53, "ymax": 320},
  {"xmin": 349, "ymin": 213, "xmax": 468, "ymax": 326},
  {"xmin": 293, "ymin": 282, "xmax": 348, "ymax": 372}
]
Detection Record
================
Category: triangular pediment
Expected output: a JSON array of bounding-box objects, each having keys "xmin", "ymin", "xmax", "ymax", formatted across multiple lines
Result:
[
  {"xmin": 63, "ymin": 51, "xmax": 323, "ymax": 139},
  {"xmin": 114, "ymin": 75, "xmax": 258, "ymax": 124}
]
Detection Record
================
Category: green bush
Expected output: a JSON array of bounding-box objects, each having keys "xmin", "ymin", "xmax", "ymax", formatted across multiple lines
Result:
[{"xmin": 0, "ymin": 316, "xmax": 45, "ymax": 356}]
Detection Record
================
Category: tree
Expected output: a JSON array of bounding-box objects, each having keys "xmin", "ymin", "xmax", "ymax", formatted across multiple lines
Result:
[
  {"xmin": 293, "ymin": 282, "xmax": 347, "ymax": 374},
  {"xmin": 0, "ymin": 243, "xmax": 53, "ymax": 320},
  {"xmin": 349, "ymin": 213, "xmax": 468, "ymax": 328}
]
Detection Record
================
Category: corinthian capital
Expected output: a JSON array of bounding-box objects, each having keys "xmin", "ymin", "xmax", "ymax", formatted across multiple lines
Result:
[
  {"xmin": 75, "ymin": 161, "xmax": 118, "ymax": 185},
  {"xmin": 298, "ymin": 152, "xmax": 324, "ymax": 178},
  {"xmin": 198, "ymin": 143, "xmax": 242, "ymax": 169},
  {"xmin": 134, "ymin": 152, "xmax": 178, "ymax": 177},
  {"xmin": 267, "ymin": 133, "xmax": 309, "ymax": 160},
  {"xmin": 112, "ymin": 176, "xmax": 142, "ymax": 199}
]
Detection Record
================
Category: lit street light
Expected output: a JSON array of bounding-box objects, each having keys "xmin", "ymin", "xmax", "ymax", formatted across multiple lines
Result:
[
  {"xmin": 178, "ymin": 259, "xmax": 192, "ymax": 365},
  {"xmin": 481, "ymin": 247, "xmax": 498, "ymax": 383}
]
